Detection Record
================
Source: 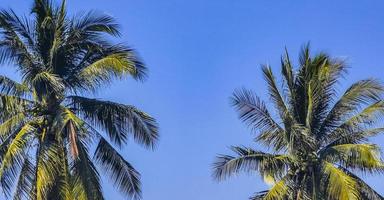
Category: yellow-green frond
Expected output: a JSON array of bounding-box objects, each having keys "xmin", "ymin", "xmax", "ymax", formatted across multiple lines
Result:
[
  {"xmin": 323, "ymin": 162, "xmax": 359, "ymax": 200},
  {"xmin": 0, "ymin": 124, "xmax": 34, "ymax": 178},
  {"xmin": 323, "ymin": 144, "xmax": 384, "ymax": 172},
  {"xmin": 0, "ymin": 113, "xmax": 25, "ymax": 140},
  {"xmin": 80, "ymin": 53, "xmax": 143, "ymax": 88},
  {"xmin": 263, "ymin": 179, "xmax": 289, "ymax": 200},
  {"xmin": 35, "ymin": 144, "xmax": 62, "ymax": 200}
]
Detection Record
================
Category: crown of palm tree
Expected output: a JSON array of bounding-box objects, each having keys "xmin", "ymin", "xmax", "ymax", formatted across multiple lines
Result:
[
  {"xmin": 213, "ymin": 45, "xmax": 384, "ymax": 200},
  {"xmin": 0, "ymin": 0, "xmax": 158, "ymax": 199}
]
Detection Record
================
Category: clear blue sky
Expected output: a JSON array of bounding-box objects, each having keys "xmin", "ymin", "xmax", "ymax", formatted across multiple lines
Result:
[{"xmin": 2, "ymin": 0, "xmax": 384, "ymax": 199}]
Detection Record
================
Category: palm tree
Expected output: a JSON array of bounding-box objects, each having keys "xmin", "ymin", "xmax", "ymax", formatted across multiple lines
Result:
[
  {"xmin": 0, "ymin": 0, "xmax": 158, "ymax": 199},
  {"xmin": 213, "ymin": 45, "xmax": 384, "ymax": 200}
]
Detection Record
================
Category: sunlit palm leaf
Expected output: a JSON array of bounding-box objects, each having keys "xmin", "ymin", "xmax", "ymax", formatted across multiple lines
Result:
[
  {"xmin": 0, "ymin": 95, "xmax": 31, "ymax": 116},
  {"xmin": 79, "ymin": 53, "xmax": 146, "ymax": 86},
  {"xmin": 0, "ymin": 113, "xmax": 26, "ymax": 142},
  {"xmin": 35, "ymin": 142, "xmax": 62, "ymax": 200},
  {"xmin": 340, "ymin": 167, "xmax": 384, "ymax": 200},
  {"xmin": 0, "ymin": 123, "xmax": 34, "ymax": 197},
  {"xmin": 0, "ymin": 124, "xmax": 34, "ymax": 177},
  {"xmin": 322, "ymin": 162, "xmax": 359, "ymax": 200},
  {"xmin": 321, "ymin": 144, "xmax": 384, "ymax": 172},
  {"xmin": 263, "ymin": 178, "xmax": 289, "ymax": 200}
]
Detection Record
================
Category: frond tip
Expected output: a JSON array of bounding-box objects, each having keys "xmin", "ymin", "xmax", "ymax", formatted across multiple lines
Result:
[{"xmin": 94, "ymin": 138, "xmax": 142, "ymax": 199}]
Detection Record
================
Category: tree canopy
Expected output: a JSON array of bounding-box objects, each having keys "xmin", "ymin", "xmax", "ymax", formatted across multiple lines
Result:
[
  {"xmin": 213, "ymin": 45, "xmax": 384, "ymax": 200},
  {"xmin": 0, "ymin": 0, "xmax": 158, "ymax": 199}
]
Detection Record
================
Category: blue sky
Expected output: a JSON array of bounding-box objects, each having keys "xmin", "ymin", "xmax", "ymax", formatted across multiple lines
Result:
[{"xmin": 2, "ymin": 0, "xmax": 384, "ymax": 199}]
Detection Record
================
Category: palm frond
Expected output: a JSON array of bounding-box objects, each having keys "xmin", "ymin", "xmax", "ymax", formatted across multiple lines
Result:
[
  {"xmin": 69, "ymin": 96, "xmax": 158, "ymax": 148},
  {"xmin": 35, "ymin": 142, "xmax": 62, "ymax": 200},
  {"xmin": 322, "ymin": 162, "xmax": 359, "ymax": 200},
  {"xmin": 340, "ymin": 167, "xmax": 384, "ymax": 200},
  {"xmin": 298, "ymin": 43, "xmax": 311, "ymax": 67},
  {"xmin": 321, "ymin": 79, "xmax": 384, "ymax": 133},
  {"xmin": 32, "ymin": 0, "xmax": 53, "ymax": 26},
  {"xmin": 94, "ymin": 138, "xmax": 141, "ymax": 199},
  {"xmin": 0, "ymin": 9, "xmax": 35, "ymax": 47},
  {"xmin": 0, "ymin": 76, "xmax": 29, "ymax": 96},
  {"xmin": 72, "ymin": 10, "xmax": 120, "ymax": 36},
  {"xmin": 70, "ymin": 175, "xmax": 88, "ymax": 200},
  {"xmin": 281, "ymin": 47, "xmax": 295, "ymax": 95},
  {"xmin": 0, "ymin": 124, "xmax": 34, "ymax": 177},
  {"xmin": 324, "ymin": 101, "xmax": 384, "ymax": 144},
  {"xmin": 320, "ymin": 144, "xmax": 384, "ymax": 173},
  {"xmin": 231, "ymin": 89, "xmax": 287, "ymax": 150},
  {"xmin": 213, "ymin": 146, "xmax": 290, "ymax": 181},
  {"xmin": 47, "ymin": 141, "xmax": 73, "ymax": 200},
  {"xmin": 325, "ymin": 128, "xmax": 384, "ymax": 147},
  {"xmin": 0, "ymin": 9, "xmax": 36, "ymax": 67},
  {"xmin": 262, "ymin": 66, "xmax": 293, "ymax": 126},
  {"xmin": 291, "ymin": 43, "xmax": 312, "ymax": 125},
  {"xmin": 32, "ymin": 0, "xmax": 58, "ymax": 64},
  {"xmin": 0, "ymin": 124, "xmax": 34, "ymax": 197},
  {"xmin": 249, "ymin": 190, "xmax": 268, "ymax": 200},
  {"xmin": 263, "ymin": 178, "xmax": 290, "ymax": 200},
  {"xmin": 71, "ymin": 135, "xmax": 104, "ymax": 200},
  {"xmin": 0, "ymin": 95, "xmax": 31, "ymax": 117},
  {"xmin": 71, "ymin": 130, "xmax": 104, "ymax": 200},
  {"xmin": 344, "ymin": 100, "xmax": 384, "ymax": 127},
  {"xmin": 0, "ymin": 113, "xmax": 26, "ymax": 141},
  {"xmin": 12, "ymin": 157, "xmax": 35, "ymax": 200},
  {"xmin": 30, "ymin": 71, "xmax": 65, "ymax": 99},
  {"xmin": 79, "ymin": 52, "xmax": 146, "ymax": 88}
]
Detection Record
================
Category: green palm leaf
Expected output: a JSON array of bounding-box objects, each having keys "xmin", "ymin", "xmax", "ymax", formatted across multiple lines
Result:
[
  {"xmin": 0, "ymin": 76, "xmax": 29, "ymax": 96},
  {"xmin": 213, "ymin": 146, "xmax": 290, "ymax": 181},
  {"xmin": 12, "ymin": 157, "xmax": 35, "ymax": 200},
  {"xmin": 231, "ymin": 89, "xmax": 287, "ymax": 151},
  {"xmin": 94, "ymin": 138, "xmax": 141, "ymax": 199},
  {"xmin": 69, "ymin": 96, "xmax": 158, "ymax": 148}
]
